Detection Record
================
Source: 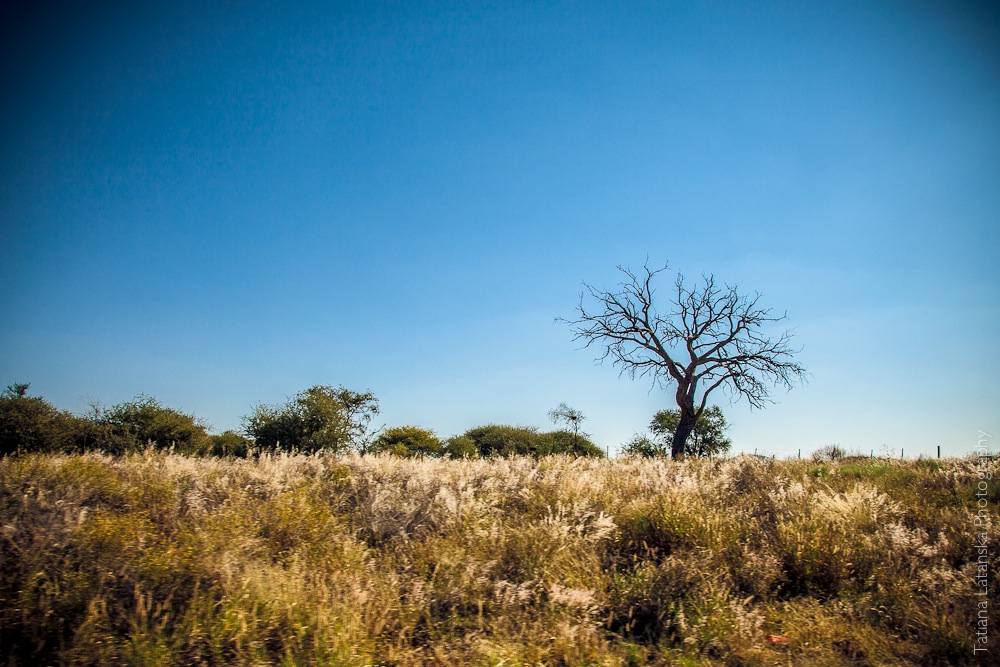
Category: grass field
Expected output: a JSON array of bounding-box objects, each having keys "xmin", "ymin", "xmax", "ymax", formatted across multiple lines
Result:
[{"xmin": 1, "ymin": 452, "xmax": 996, "ymax": 666}]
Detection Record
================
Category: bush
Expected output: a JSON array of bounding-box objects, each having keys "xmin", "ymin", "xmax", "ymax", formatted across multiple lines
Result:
[
  {"xmin": 369, "ymin": 426, "xmax": 443, "ymax": 457},
  {"xmin": 209, "ymin": 430, "xmax": 253, "ymax": 457},
  {"xmin": 536, "ymin": 430, "xmax": 604, "ymax": 457},
  {"xmin": 242, "ymin": 385, "xmax": 379, "ymax": 454},
  {"xmin": 442, "ymin": 435, "xmax": 479, "ymax": 459},
  {"xmin": 463, "ymin": 424, "xmax": 543, "ymax": 457},
  {"xmin": 620, "ymin": 433, "xmax": 663, "ymax": 458},
  {"xmin": 462, "ymin": 424, "xmax": 604, "ymax": 458},
  {"xmin": 1, "ymin": 385, "xmax": 215, "ymax": 456},
  {"xmin": 812, "ymin": 444, "xmax": 848, "ymax": 461},
  {"xmin": 0, "ymin": 384, "xmax": 91, "ymax": 455},
  {"xmin": 96, "ymin": 395, "xmax": 211, "ymax": 455}
]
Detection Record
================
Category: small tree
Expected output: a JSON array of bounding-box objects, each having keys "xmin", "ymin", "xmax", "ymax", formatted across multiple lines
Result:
[
  {"xmin": 812, "ymin": 444, "xmax": 848, "ymax": 461},
  {"xmin": 547, "ymin": 403, "xmax": 586, "ymax": 450},
  {"xmin": 650, "ymin": 405, "xmax": 731, "ymax": 458},
  {"xmin": 243, "ymin": 385, "xmax": 379, "ymax": 454},
  {"xmin": 563, "ymin": 261, "xmax": 805, "ymax": 459}
]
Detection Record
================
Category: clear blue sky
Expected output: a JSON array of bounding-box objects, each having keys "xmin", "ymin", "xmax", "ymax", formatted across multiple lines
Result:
[{"xmin": 2, "ymin": 1, "xmax": 997, "ymax": 457}]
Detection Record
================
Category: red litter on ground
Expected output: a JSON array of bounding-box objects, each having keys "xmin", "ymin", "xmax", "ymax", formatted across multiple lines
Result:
[{"xmin": 766, "ymin": 634, "xmax": 790, "ymax": 645}]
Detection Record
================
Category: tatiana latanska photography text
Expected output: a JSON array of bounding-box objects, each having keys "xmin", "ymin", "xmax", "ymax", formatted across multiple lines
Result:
[{"xmin": 974, "ymin": 430, "xmax": 992, "ymax": 656}]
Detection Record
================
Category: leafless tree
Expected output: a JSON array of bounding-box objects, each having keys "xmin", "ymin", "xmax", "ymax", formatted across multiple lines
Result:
[
  {"xmin": 562, "ymin": 261, "xmax": 806, "ymax": 460},
  {"xmin": 548, "ymin": 402, "xmax": 586, "ymax": 449}
]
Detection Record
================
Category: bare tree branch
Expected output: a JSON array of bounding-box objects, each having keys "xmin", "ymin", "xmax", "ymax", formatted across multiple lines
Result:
[{"xmin": 558, "ymin": 261, "xmax": 806, "ymax": 459}]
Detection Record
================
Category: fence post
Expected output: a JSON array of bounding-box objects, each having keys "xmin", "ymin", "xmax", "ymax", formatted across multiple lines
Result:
[{"xmin": 937, "ymin": 445, "xmax": 940, "ymax": 459}]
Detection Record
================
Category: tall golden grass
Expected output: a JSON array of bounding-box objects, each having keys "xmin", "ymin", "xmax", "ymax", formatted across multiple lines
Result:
[{"xmin": 1, "ymin": 452, "xmax": 995, "ymax": 666}]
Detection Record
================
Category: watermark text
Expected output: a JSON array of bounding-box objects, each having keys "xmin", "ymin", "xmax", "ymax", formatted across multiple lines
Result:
[{"xmin": 974, "ymin": 430, "xmax": 992, "ymax": 655}]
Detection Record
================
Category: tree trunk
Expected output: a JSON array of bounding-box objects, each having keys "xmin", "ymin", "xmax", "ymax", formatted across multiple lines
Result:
[{"xmin": 671, "ymin": 409, "xmax": 697, "ymax": 460}]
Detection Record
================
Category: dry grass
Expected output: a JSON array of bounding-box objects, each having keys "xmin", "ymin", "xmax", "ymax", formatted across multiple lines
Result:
[{"xmin": 1, "ymin": 452, "xmax": 995, "ymax": 666}]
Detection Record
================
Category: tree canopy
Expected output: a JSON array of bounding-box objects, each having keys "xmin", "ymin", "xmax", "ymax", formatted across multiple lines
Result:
[
  {"xmin": 462, "ymin": 424, "xmax": 603, "ymax": 458},
  {"xmin": 242, "ymin": 385, "xmax": 379, "ymax": 454},
  {"xmin": 96, "ymin": 395, "xmax": 211, "ymax": 455},
  {"xmin": 369, "ymin": 426, "xmax": 443, "ymax": 457},
  {"xmin": 650, "ymin": 405, "xmax": 731, "ymax": 458},
  {"xmin": 0, "ymin": 384, "xmax": 86, "ymax": 455}
]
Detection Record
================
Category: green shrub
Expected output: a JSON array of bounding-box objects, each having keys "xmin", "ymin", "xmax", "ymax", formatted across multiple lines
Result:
[
  {"xmin": 461, "ymin": 424, "xmax": 604, "ymax": 458},
  {"xmin": 208, "ymin": 430, "xmax": 252, "ymax": 457},
  {"xmin": 650, "ymin": 405, "xmax": 732, "ymax": 458},
  {"xmin": 242, "ymin": 385, "xmax": 378, "ymax": 454},
  {"xmin": 536, "ymin": 430, "xmax": 604, "ymax": 456},
  {"xmin": 0, "ymin": 384, "xmax": 90, "ymax": 455},
  {"xmin": 369, "ymin": 426, "xmax": 443, "ymax": 457},
  {"xmin": 442, "ymin": 435, "xmax": 479, "ymax": 459},
  {"xmin": 620, "ymin": 433, "xmax": 664, "ymax": 458},
  {"xmin": 463, "ymin": 424, "xmax": 540, "ymax": 457},
  {"xmin": 96, "ymin": 395, "xmax": 210, "ymax": 455}
]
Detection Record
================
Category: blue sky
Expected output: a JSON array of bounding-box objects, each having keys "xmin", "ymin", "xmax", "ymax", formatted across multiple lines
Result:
[{"xmin": 2, "ymin": 1, "xmax": 997, "ymax": 456}]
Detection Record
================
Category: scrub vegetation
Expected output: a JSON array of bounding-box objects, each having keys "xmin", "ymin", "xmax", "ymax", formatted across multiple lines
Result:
[
  {"xmin": 0, "ymin": 384, "xmax": 602, "ymax": 460},
  {"xmin": 1, "ymin": 450, "xmax": 994, "ymax": 666}
]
